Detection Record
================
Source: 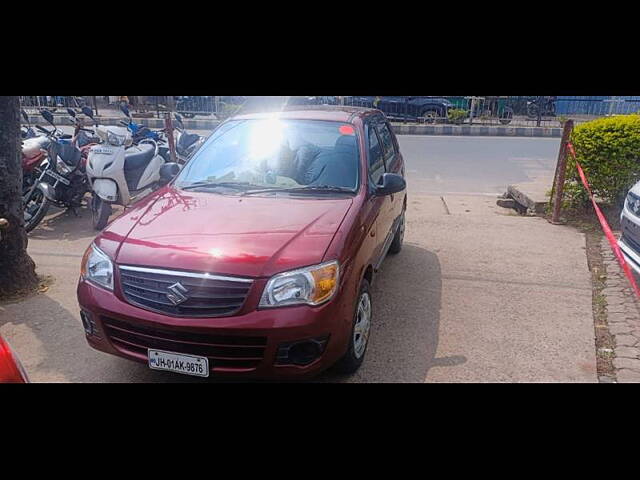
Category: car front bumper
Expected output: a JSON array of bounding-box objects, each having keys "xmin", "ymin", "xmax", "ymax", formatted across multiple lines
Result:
[
  {"xmin": 619, "ymin": 208, "xmax": 640, "ymax": 276},
  {"xmin": 77, "ymin": 278, "xmax": 354, "ymax": 380}
]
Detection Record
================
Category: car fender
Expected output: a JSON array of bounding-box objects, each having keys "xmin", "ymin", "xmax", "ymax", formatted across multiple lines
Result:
[{"xmin": 93, "ymin": 178, "xmax": 118, "ymax": 203}]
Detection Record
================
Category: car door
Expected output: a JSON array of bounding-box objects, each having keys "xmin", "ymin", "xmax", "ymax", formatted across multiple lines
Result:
[
  {"xmin": 376, "ymin": 120, "xmax": 404, "ymax": 242},
  {"xmin": 362, "ymin": 117, "xmax": 391, "ymax": 268},
  {"xmin": 376, "ymin": 97, "xmax": 406, "ymax": 119}
]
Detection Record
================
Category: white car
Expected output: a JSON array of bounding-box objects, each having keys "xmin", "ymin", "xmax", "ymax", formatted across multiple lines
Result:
[{"xmin": 619, "ymin": 181, "xmax": 640, "ymax": 275}]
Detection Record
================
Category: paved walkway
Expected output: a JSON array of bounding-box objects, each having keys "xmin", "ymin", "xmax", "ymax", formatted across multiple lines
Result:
[{"xmin": 601, "ymin": 237, "xmax": 640, "ymax": 382}]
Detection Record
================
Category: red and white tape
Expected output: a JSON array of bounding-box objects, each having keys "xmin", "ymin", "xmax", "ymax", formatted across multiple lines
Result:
[{"xmin": 567, "ymin": 142, "xmax": 640, "ymax": 298}]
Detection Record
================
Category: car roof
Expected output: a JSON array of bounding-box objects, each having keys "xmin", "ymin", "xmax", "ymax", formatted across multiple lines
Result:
[{"xmin": 231, "ymin": 105, "xmax": 380, "ymax": 123}]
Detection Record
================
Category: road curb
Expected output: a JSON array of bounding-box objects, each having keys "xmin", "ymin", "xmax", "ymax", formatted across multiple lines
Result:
[
  {"xmin": 390, "ymin": 124, "xmax": 563, "ymax": 138},
  {"xmin": 27, "ymin": 115, "xmax": 563, "ymax": 137}
]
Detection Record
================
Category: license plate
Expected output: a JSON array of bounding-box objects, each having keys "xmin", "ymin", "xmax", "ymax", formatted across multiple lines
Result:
[
  {"xmin": 92, "ymin": 147, "xmax": 114, "ymax": 155},
  {"xmin": 148, "ymin": 349, "xmax": 209, "ymax": 378},
  {"xmin": 45, "ymin": 170, "xmax": 70, "ymax": 185}
]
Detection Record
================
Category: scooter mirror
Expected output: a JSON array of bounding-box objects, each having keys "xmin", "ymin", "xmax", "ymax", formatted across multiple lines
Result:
[
  {"xmin": 41, "ymin": 109, "xmax": 55, "ymax": 126},
  {"xmin": 81, "ymin": 106, "xmax": 94, "ymax": 118},
  {"xmin": 174, "ymin": 113, "xmax": 183, "ymax": 124},
  {"xmin": 121, "ymin": 105, "xmax": 131, "ymax": 118},
  {"xmin": 67, "ymin": 108, "xmax": 77, "ymax": 118},
  {"xmin": 21, "ymin": 110, "xmax": 29, "ymax": 124},
  {"xmin": 159, "ymin": 163, "xmax": 181, "ymax": 184}
]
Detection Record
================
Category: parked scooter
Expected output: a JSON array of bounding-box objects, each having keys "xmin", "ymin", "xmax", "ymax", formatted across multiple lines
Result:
[
  {"xmin": 116, "ymin": 105, "xmax": 172, "ymax": 162},
  {"xmin": 173, "ymin": 113, "xmax": 204, "ymax": 163},
  {"xmin": 85, "ymin": 118, "xmax": 167, "ymax": 230},
  {"xmin": 22, "ymin": 110, "xmax": 96, "ymax": 232}
]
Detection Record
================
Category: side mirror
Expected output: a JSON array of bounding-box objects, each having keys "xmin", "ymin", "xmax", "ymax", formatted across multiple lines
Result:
[
  {"xmin": 159, "ymin": 163, "xmax": 181, "ymax": 184},
  {"xmin": 67, "ymin": 108, "xmax": 77, "ymax": 117},
  {"xmin": 375, "ymin": 173, "xmax": 406, "ymax": 197},
  {"xmin": 41, "ymin": 109, "xmax": 55, "ymax": 126},
  {"xmin": 121, "ymin": 105, "xmax": 131, "ymax": 118}
]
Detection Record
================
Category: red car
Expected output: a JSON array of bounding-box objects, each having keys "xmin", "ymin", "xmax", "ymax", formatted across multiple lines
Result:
[
  {"xmin": 77, "ymin": 106, "xmax": 407, "ymax": 379},
  {"xmin": 0, "ymin": 335, "xmax": 29, "ymax": 383}
]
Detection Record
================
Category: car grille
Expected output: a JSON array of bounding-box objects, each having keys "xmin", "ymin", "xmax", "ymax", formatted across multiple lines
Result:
[
  {"xmin": 119, "ymin": 266, "xmax": 253, "ymax": 318},
  {"xmin": 102, "ymin": 316, "xmax": 267, "ymax": 370}
]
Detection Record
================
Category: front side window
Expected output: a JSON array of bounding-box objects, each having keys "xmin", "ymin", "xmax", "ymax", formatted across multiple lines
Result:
[
  {"xmin": 368, "ymin": 124, "xmax": 385, "ymax": 185},
  {"xmin": 377, "ymin": 123, "xmax": 396, "ymax": 164},
  {"xmin": 176, "ymin": 118, "xmax": 360, "ymax": 192}
]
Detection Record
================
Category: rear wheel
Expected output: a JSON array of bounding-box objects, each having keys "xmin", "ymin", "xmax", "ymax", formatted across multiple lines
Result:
[
  {"xmin": 334, "ymin": 280, "xmax": 372, "ymax": 374},
  {"xmin": 23, "ymin": 185, "xmax": 50, "ymax": 233},
  {"xmin": 91, "ymin": 194, "xmax": 112, "ymax": 230},
  {"xmin": 422, "ymin": 109, "xmax": 439, "ymax": 124}
]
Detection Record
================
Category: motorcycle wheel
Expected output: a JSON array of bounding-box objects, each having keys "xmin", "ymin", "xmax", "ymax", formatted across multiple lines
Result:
[
  {"xmin": 526, "ymin": 103, "xmax": 539, "ymax": 120},
  {"xmin": 91, "ymin": 194, "xmax": 112, "ymax": 231},
  {"xmin": 24, "ymin": 185, "xmax": 50, "ymax": 233}
]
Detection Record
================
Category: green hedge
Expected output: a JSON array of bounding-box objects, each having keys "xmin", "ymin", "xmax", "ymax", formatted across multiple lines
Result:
[{"xmin": 565, "ymin": 114, "xmax": 640, "ymax": 207}]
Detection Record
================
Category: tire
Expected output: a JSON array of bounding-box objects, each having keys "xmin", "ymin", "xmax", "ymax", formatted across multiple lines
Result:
[
  {"xmin": 334, "ymin": 279, "xmax": 373, "ymax": 374},
  {"xmin": 23, "ymin": 185, "xmax": 50, "ymax": 233},
  {"xmin": 422, "ymin": 109, "xmax": 439, "ymax": 124},
  {"xmin": 388, "ymin": 211, "xmax": 405, "ymax": 255},
  {"xmin": 526, "ymin": 103, "xmax": 539, "ymax": 120},
  {"xmin": 91, "ymin": 194, "xmax": 112, "ymax": 231},
  {"xmin": 499, "ymin": 107, "xmax": 514, "ymax": 125}
]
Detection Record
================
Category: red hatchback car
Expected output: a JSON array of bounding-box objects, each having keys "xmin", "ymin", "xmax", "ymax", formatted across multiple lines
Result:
[{"xmin": 77, "ymin": 106, "xmax": 407, "ymax": 379}]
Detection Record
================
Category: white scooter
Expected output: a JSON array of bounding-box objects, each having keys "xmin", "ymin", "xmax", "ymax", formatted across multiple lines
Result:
[{"xmin": 85, "ymin": 120, "xmax": 166, "ymax": 230}]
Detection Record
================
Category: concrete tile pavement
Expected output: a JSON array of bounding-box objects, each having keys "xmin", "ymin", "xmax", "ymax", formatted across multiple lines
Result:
[{"xmin": 0, "ymin": 194, "xmax": 598, "ymax": 383}]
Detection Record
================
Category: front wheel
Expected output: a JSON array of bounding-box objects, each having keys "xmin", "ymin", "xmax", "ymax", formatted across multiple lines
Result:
[
  {"xmin": 23, "ymin": 185, "xmax": 50, "ymax": 232},
  {"xmin": 334, "ymin": 280, "xmax": 373, "ymax": 374},
  {"xmin": 91, "ymin": 194, "xmax": 112, "ymax": 230}
]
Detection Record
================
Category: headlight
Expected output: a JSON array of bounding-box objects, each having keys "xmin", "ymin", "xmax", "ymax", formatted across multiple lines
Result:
[
  {"xmin": 80, "ymin": 244, "xmax": 114, "ymax": 290},
  {"xmin": 56, "ymin": 156, "xmax": 72, "ymax": 175},
  {"xmin": 260, "ymin": 260, "xmax": 340, "ymax": 308},
  {"xmin": 107, "ymin": 130, "xmax": 126, "ymax": 146},
  {"xmin": 627, "ymin": 192, "xmax": 640, "ymax": 216}
]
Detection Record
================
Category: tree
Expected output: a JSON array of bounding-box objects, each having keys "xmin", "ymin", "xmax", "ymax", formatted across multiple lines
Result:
[{"xmin": 0, "ymin": 96, "xmax": 38, "ymax": 297}]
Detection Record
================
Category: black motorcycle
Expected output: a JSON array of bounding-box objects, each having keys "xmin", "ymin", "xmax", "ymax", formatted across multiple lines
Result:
[{"xmin": 22, "ymin": 110, "xmax": 95, "ymax": 232}]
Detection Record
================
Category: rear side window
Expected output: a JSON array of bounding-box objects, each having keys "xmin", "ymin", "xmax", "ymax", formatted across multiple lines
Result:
[
  {"xmin": 368, "ymin": 125, "xmax": 385, "ymax": 185},
  {"xmin": 377, "ymin": 123, "xmax": 395, "ymax": 163}
]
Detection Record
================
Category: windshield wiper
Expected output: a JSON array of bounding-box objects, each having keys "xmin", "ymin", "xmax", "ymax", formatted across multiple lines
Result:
[
  {"xmin": 180, "ymin": 181, "xmax": 263, "ymax": 191},
  {"xmin": 242, "ymin": 185, "xmax": 355, "ymax": 196}
]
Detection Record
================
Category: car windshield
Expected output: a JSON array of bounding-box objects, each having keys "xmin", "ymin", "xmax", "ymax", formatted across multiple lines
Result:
[{"xmin": 175, "ymin": 118, "xmax": 360, "ymax": 194}]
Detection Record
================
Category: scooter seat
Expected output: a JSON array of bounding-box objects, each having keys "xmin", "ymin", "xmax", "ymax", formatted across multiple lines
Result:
[{"xmin": 124, "ymin": 143, "xmax": 155, "ymax": 171}]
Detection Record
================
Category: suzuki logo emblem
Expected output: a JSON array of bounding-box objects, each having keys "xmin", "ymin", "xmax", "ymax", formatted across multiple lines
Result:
[{"xmin": 166, "ymin": 282, "xmax": 189, "ymax": 306}]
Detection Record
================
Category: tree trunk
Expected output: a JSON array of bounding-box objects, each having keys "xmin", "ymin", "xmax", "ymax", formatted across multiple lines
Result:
[{"xmin": 0, "ymin": 96, "xmax": 38, "ymax": 297}]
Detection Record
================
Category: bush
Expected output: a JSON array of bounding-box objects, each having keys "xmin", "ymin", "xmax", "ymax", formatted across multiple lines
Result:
[
  {"xmin": 564, "ymin": 114, "xmax": 640, "ymax": 207},
  {"xmin": 447, "ymin": 108, "xmax": 467, "ymax": 125}
]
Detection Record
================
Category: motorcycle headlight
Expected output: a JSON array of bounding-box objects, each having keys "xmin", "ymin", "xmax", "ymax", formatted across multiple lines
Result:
[
  {"xmin": 260, "ymin": 261, "xmax": 340, "ymax": 308},
  {"xmin": 80, "ymin": 244, "xmax": 114, "ymax": 290},
  {"xmin": 56, "ymin": 156, "xmax": 72, "ymax": 175},
  {"xmin": 107, "ymin": 130, "xmax": 126, "ymax": 146}
]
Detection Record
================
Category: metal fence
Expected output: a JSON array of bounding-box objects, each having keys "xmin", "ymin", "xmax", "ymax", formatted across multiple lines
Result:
[{"xmin": 19, "ymin": 96, "xmax": 640, "ymax": 127}]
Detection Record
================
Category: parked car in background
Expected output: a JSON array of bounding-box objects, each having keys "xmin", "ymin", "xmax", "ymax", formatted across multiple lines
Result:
[
  {"xmin": 345, "ymin": 96, "xmax": 454, "ymax": 123},
  {"xmin": 77, "ymin": 106, "xmax": 407, "ymax": 380},
  {"xmin": 619, "ymin": 181, "xmax": 640, "ymax": 275},
  {"xmin": 0, "ymin": 335, "xmax": 29, "ymax": 383}
]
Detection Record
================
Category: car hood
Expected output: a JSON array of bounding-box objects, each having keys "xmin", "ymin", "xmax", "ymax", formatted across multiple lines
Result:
[{"xmin": 103, "ymin": 187, "xmax": 353, "ymax": 278}]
